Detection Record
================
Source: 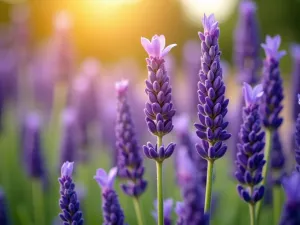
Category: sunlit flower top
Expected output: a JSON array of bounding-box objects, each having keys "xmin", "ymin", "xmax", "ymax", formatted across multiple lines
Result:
[
  {"xmin": 242, "ymin": 82, "xmax": 263, "ymax": 106},
  {"xmin": 141, "ymin": 35, "xmax": 177, "ymax": 59},
  {"xmin": 201, "ymin": 14, "xmax": 219, "ymax": 35},
  {"xmin": 115, "ymin": 79, "xmax": 129, "ymax": 94},
  {"xmin": 240, "ymin": 0, "xmax": 256, "ymax": 14},
  {"xmin": 94, "ymin": 167, "xmax": 118, "ymax": 191},
  {"xmin": 261, "ymin": 35, "xmax": 286, "ymax": 61}
]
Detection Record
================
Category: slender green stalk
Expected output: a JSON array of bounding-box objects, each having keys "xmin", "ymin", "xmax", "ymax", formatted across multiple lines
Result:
[
  {"xmin": 273, "ymin": 185, "xmax": 281, "ymax": 225},
  {"xmin": 256, "ymin": 129, "xmax": 273, "ymax": 222},
  {"xmin": 133, "ymin": 197, "xmax": 144, "ymax": 225},
  {"xmin": 32, "ymin": 179, "xmax": 45, "ymax": 225},
  {"xmin": 156, "ymin": 136, "xmax": 164, "ymax": 225},
  {"xmin": 204, "ymin": 159, "xmax": 214, "ymax": 216},
  {"xmin": 249, "ymin": 204, "xmax": 256, "ymax": 225}
]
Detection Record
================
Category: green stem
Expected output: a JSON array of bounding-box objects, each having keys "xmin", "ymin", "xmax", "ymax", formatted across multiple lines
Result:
[
  {"xmin": 204, "ymin": 159, "xmax": 214, "ymax": 216},
  {"xmin": 255, "ymin": 129, "xmax": 273, "ymax": 222},
  {"xmin": 156, "ymin": 136, "xmax": 164, "ymax": 225},
  {"xmin": 32, "ymin": 179, "xmax": 45, "ymax": 225},
  {"xmin": 249, "ymin": 203, "xmax": 256, "ymax": 225},
  {"xmin": 273, "ymin": 185, "xmax": 281, "ymax": 225},
  {"xmin": 133, "ymin": 197, "xmax": 144, "ymax": 225}
]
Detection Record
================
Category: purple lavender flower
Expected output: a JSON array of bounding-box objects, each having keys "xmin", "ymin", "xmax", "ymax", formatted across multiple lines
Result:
[
  {"xmin": 58, "ymin": 162, "xmax": 84, "ymax": 225},
  {"xmin": 0, "ymin": 188, "xmax": 10, "ymax": 225},
  {"xmin": 234, "ymin": 0, "xmax": 261, "ymax": 85},
  {"xmin": 261, "ymin": 35, "xmax": 286, "ymax": 129},
  {"xmin": 271, "ymin": 130, "xmax": 286, "ymax": 185},
  {"xmin": 295, "ymin": 94, "xmax": 300, "ymax": 172},
  {"xmin": 279, "ymin": 172, "xmax": 300, "ymax": 225},
  {"xmin": 115, "ymin": 80, "xmax": 147, "ymax": 197},
  {"xmin": 174, "ymin": 115, "xmax": 207, "ymax": 186},
  {"xmin": 152, "ymin": 199, "xmax": 173, "ymax": 225},
  {"xmin": 141, "ymin": 34, "xmax": 176, "ymax": 138},
  {"xmin": 143, "ymin": 142, "xmax": 176, "ymax": 162},
  {"xmin": 235, "ymin": 83, "xmax": 265, "ymax": 204},
  {"xmin": 94, "ymin": 167, "xmax": 125, "ymax": 225},
  {"xmin": 175, "ymin": 147, "xmax": 207, "ymax": 225},
  {"xmin": 59, "ymin": 108, "xmax": 79, "ymax": 167},
  {"xmin": 290, "ymin": 45, "xmax": 300, "ymax": 121},
  {"xmin": 195, "ymin": 14, "xmax": 231, "ymax": 161},
  {"xmin": 23, "ymin": 113, "xmax": 46, "ymax": 179}
]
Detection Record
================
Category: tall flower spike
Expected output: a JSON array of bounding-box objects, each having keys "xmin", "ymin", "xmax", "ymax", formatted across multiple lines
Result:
[
  {"xmin": 235, "ymin": 82, "xmax": 265, "ymax": 205},
  {"xmin": 141, "ymin": 34, "xmax": 176, "ymax": 138},
  {"xmin": 271, "ymin": 130, "xmax": 286, "ymax": 185},
  {"xmin": 0, "ymin": 188, "xmax": 10, "ymax": 225},
  {"xmin": 234, "ymin": 0, "xmax": 261, "ymax": 85},
  {"xmin": 261, "ymin": 35, "xmax": 285, "ymax": 129},
  {"xmin": 59, "ymin": 108, "xmax": 79, "ymax": 167},
  {"xmin": 58, "ymin": 162, "xmax": 84, "ymax": 225},
  {"xmin": 295, "ymin": 94, "xmax": 300, "ymax": 172},
  {"xmin": 115, "ymin": 80, "xmax": 147, "ymax": 197},
  {"xmin": 291, "ymin": 45, "xmax": 300, "ymax": 121},
  {"xmin": 175, "ymin": 146, "xmax": 208, "ymax": 225},
  {"xmin": 195, "ymin": 13, "xmax": 231, "ymax": 161},
  {"xmin": 279, "ymin": 172, "xmax": 300, "ymax": 225},
  {"xmin": 152, "ymin": 199, "xmax": 173, "ymax": 225},
  {"xmin": 94, "ymin": 167, "xmax": 125, "ymax": 225}
]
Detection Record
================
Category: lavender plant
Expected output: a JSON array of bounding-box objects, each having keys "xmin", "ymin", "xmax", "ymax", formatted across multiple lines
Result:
[
  {"xmin": 94, "ymin": 167, "xmax": 125, "ymax": 225},
  {"xmin": 141, "ymin": 34, "xmax": 176, "ymax": 225},
  {"xmin": 295, "ymin": 94, "xmax": 300, "ymax": 172},
  {"xmin": 290, "ymin": 46, "xmax": 300, "ymax": 121},
  {"xmin": 115, "ymin": 80, "xmax": 147, "ymax": 225},
  {"xmin": 256, "ymin": 35, "xmax": 286, "ymax": 221},
  {"xmin": 58, "ymin": 161, "xmax": 84, "ymax": 225},
  {"xmin": 235, "ymin": 82, "xmax": 265, "ymax": 225},
  {"xmin": 195, "ymin": 14, "xmax": 231, "ymax": 216}
]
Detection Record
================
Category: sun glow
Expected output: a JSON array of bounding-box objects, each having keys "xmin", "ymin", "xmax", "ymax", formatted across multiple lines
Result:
[{"xmin": 179, "ymin": 0, "xmax": 238, "ymax": 24}]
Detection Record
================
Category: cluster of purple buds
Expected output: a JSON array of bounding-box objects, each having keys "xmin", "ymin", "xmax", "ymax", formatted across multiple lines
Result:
[
  {"xmin": 115, "ymin": 80, "xmax": 147, "ymax": 197},
  {"xmin": 152, "ymin": 199, "xmax": 173, "ymax": 225},
  {"xmin": 261, "ymin": 35, "xmax": 286, "ymax": 129},
  {"xmin": 58, "ymin": 162, "xmax": 84, "ymax": 225},
  {"xmin": 295, "ymin": 94, "xmax": 300, "ymax": 172},
  {"xmin": 235, "ymin": 83, "xmax": 265, "ymax": 204},
  {"xmin": 143, "ymin": 142, "xmax": 176, "ymax": 162},
  {"xmin": 195, "ymin": 14, "xmax": 231, "ymax": 161},
  {"xmin": 141, "ymin": 34, "xmax": 176, "ymax": 138},
  {"xmin": 94, "ymin": 167, "xmax": 125, "ymax": 225}
]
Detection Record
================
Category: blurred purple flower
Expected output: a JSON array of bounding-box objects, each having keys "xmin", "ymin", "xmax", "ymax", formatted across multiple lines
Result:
[
  {"xmin": 58, "ymin": 161, "xmax": 84, "ymax": 225},
  {"xmin": 195, "ymin": 14, "xmax": 231, "ymax": 160},
  {"xmin": 271, "ymin": 130, "xmax": 286, "ymax": 185},
  {"xmin": 295, "ymin": 95, "xmax": 300, "ymax": 172},
  {"xmin": 261, "ymin": 35, "xmax": 285, "ymax": 129},
  {"xmin": 290, "ymin": 45, "xmax": 300, "ymax": 121},
  {"xmin": 152, "ymin": 198, "xmax": 173, "ymax": 225},
  {"xmin": 94, "ymin": 167, "xmax": 125, "ymax": 225},
  {"xmin": 0, "ymin": 188, "xmax": 10, "ymax": 225},
  {"xmin": 115, "ymin": 80, "xmax": 147, "ymax": 197},
  {"xmin": 235, "ymin": 83, "xmax": 265, "ymax": 204},
  {"xmin": 234, "ymin": 0, "xmax": 261, "ymax": 85}
]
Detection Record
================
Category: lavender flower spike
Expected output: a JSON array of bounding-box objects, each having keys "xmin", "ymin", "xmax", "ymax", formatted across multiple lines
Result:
[
  {"xmin": 291, "ymin": 45, "xmax": 300, "ymax": 121},
  {"xmin": 152, "ymin": 199, "xmax": 173, "ymax": 225},
  {"xmin": 261, "ymin": 35, "xmax": 286, "ymax": 129},
  {"xmin": 234, "ymin": 0, "xmax": 261, "ymax": 85},
  {"xmin": 141, "ymin": 35, "xmax": 176, "ymax": 138},
  {"xmin": 235, "ymin": 82, "xmax": 265, "ymax": 204},
  {"xmin": 295, "ymin": 94, "xmax": 300, "ymax": 172},
  {"xmin": 279, "ymin": 172, "xmax": 300, "ymax": 225},
  {"xmin": 115, "ymin": 80, "xmax": 147, "ymax": 197},
  {"xmin": 195, "ymin": 14, "xmax": 231, "ymax": 161},
  {"xmin": 58, "ymin": 161, "xmax": 84, "ymax": 225},
  {"xmin": 94, "ymin": 167, "xmax": 125, "ymax": 225}
]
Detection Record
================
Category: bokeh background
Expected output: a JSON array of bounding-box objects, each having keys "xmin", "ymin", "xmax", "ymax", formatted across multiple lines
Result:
[{"xmin": 0, "ymin": 0, "xmax": 300, "ymax": 224}]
